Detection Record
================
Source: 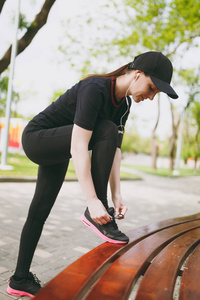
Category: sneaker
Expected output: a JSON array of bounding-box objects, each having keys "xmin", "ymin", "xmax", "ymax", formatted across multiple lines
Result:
[
  {"xmin": 80, "ymin": 207, "xmax": 129, "ymax": 244},
  {"xmin": 7, "ymin": 272, "xmax": 41, "ymax": 298}
]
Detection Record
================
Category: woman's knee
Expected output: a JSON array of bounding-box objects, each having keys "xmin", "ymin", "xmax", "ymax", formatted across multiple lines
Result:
[
  {"xmin": 104, "ymin": 120, "xmax": 118, "ymax": 136},
  {"xmin": 89, "ymin": 120, "xmax": 118, "ymax": 148},
  {"xmin": 97, "ymin": 120, "xmax": 118, "ymax": 137}
]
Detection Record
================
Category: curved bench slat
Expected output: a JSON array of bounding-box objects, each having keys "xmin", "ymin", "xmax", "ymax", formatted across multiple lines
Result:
[
  {"xmin": 34, "ymin": 213, "xmax": 200, "ymax": 300},
  {"xmin": 135, "ymin": 228, "xmax": 200, "ymax": 300},
  {"xmin": 85, "ymin": 220, "xmax": 200, "ymax": 300},
  {"xmin": 179, "ymin": 242, "xmax": 200, "ymax": 300}
]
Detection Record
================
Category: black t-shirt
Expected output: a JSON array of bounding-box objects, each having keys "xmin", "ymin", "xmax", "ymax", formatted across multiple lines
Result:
[{"xmin": 29, "ymin": 77, "xmax": 131, "ymax": 148}]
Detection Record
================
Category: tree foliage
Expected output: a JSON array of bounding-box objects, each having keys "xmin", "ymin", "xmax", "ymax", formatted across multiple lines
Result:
[
  {"xmin": 114, "ymin": 0, "xmax": 200, "ymax": 57},
  {"xmin": 0, "ymin": 73, "xmax": 20, "ymax": 116},
  {"xmin": 0, "ymin": 0, "xmax": 57, "ymax": 75},
  {"xmin": 181, "ymin": 70, "xmax": 200, "ymax": 170},
  {"xmin": 182, "ymin": 104, "xmax": 200, "ymax": 171},
  {"xmin": 0, "ymin": 74, "xmax": 9, "ymax": 115},
  {"xmin": 121, "ymin": 131, "xmax": 152, "ymax": 154},
  {"xmin": 61, "ymin": 0, "xmax": 200, "ymax": 73},
  {"xmin": 49, "ymin": 89, "xmax": 66, "ymax": 104},
  {"xmin": 60, "ymin": 0, "xmax": 200, "ymax": 167}
]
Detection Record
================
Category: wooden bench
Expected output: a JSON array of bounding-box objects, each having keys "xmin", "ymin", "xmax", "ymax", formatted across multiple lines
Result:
[{"xmin": 34, "ymin": 212, "xmax": 200, "ymax": 300}]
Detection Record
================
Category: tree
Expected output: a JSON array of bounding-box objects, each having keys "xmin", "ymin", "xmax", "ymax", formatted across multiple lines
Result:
[
  {"xmin": 0, "ymin": 73, "xmax": 20, "ymax": 116},
  {"xmin": 151, "ymin": 94, "xmax": 160, "ymax": 169},
  {"xmin": 0, "ymin": 0, "xmax": 57, "ymax": 75},
  {"xmin": 184, "ymin": 100, "xmax": 200, "ymax": 170},
  {"xmin": 168, "ymin": 99, "xmax": 180, "ymax": 170},
  {"xmin": 60, "ymin": 0, "xmax": 200, "ymax": 169},
  {"xmin": 0, "ymin": 75, "xmax": 8, "ymax": 116},
  {"xmin": 121, "ymin": 130, "xmax": 152, "ymax": 154},
  {"xmin": 0, "ymin": 0, "xmax": 6, "ymax": 13},
  {"xmin": 62, "ymin": 0, "xmax": 200, "ymax": 71},
  {"xmin": 182, "ymin": 102, "xmax": 200, "ymax": 172},
  {"xmin": 117, "ymin": 0, "xmax": 200, "ymax": 170},
  {"xmin": 49, "ymin": 89, "xmax": 66, "ymax": 104},
  {"xmin": 174, "ymin": 68, "xmax": 200, "ymax": 171},
  {"xmin": 190, "ymin": 103, "xmax": 200, "ymax": 172}
]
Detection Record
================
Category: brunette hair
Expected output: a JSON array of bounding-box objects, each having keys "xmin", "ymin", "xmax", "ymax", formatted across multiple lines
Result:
[
  {"xmin": 83, "ymin": 62, "xmax": 149, "ymax": 80},
  {"xmin": 84, "ymin": 62, "xmax": 134, "ymax": 80}
]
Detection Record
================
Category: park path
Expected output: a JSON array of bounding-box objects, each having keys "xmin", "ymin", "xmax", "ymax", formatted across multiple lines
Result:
[{"xmin": 0, "ymin": 171, "xmax": 199, "ymax": 299}]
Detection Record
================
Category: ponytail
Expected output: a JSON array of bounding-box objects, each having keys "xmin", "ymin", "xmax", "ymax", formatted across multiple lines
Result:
[{"xmin": 83, "ymin": 62, "xmax": 134, "ymax": 80}]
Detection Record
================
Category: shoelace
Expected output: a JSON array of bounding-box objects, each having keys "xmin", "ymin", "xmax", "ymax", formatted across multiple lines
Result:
[
  {"xmin": 106, "ymin": 217, "xmax": 122, "ymax": 233},
  {"xmin": 110, "ymin": 218, "xmax": 118, "ymax": 229},
  {"xmin": 29, "ymin": 273, "xmax": 41, "ymax": 286}
]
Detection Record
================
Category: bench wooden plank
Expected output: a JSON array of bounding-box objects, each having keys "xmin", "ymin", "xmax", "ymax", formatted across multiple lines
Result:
[
  {"xmin": 34, "ymin": 213, "xmax": 200, "ymax": 300},
  {"xmin": 135, "ymin": 228, "xmax": 200, "ymax": 300},
  {"xmin": 84, "ymin": 220, "xmax": 200, "ymax": 300},
  {"xmin": 34, "ymin": 242, "xmax": 123, "ymax": 300},
  {"xmin": 179, "ymin": 242, "xmax": 200, "ymax": 300}
]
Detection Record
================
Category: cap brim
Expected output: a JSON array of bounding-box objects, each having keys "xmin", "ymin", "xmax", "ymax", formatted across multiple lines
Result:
[{"xmin": 150, "ymin": 75, "xmax": 178, "ymax": 99}]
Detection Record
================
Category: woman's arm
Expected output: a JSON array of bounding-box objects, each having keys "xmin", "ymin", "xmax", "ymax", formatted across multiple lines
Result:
[
  {"xmin": 71, "ymin": 124, "xmax": 111, "ymax": 225},
  {"xmin": 109, "ymin": 147, "xmax": 128, "ymax": 218}
]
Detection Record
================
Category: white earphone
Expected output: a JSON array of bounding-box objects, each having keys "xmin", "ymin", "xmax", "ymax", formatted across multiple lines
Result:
[
  {"xmin": 125, "ymin": 72, "xmax": 140, "ymax": 97},
  {"xmin": 118, "ymin": 73, "xmax": 141, "ymax": 134},
  {"xmin": 135, "ymin": 73, "xmax": 140, "ymax": 80}
]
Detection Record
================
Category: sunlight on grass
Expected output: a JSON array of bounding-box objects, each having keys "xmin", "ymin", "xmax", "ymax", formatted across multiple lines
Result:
[
  {"xmin": 0, "ymin": 153, "xmax": 76, "ymax": 178},
  {"xmin": 0, "ymin": 153, "xmax": 138, "ymax": 180},
  {"xmin": 4, "ymin": 154, "xmax": 199, "ymax": 179},
  {"xmin": 122, "ymin": 164, "xmax": 200, "ymax": 177}
]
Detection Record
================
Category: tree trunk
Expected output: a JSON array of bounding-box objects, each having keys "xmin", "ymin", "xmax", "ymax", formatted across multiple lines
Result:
[
  {"xmin": 168, "ymin": 99, "xmax": 181, "ymax": 171},
  {"xmin": 151, "ymin": 130, "xmax": 159, "ymax": 169},
  {"xmin": 0, "ymin": 0, "xmax": 6, "ymax": 13},
  {"xmin": 169, "ymin": 134, "xmax": 176, "ymax": 170},
  {"xmin": 194, "ymin": 159, "xmax": 197, "ymax": 174},
  {"xmin": 0, "ymin": 0, "xmax": 57, "ymax": 75},
  {"xmin": 194, "ymin": 128, "xmax": 200, "ymax": 173},
  {"xmin": 151, "ymin": 94, "xmax": 160, "ymax": 170}
]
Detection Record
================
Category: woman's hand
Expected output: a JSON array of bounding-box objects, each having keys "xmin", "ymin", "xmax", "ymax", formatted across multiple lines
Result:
[
  {"xmin": 87, "ymin": 199, "xmax": 112, "ymax": 225},
  {"xmin": 112, "ymin": 194, "xmax": 128, "ymax": 219}
]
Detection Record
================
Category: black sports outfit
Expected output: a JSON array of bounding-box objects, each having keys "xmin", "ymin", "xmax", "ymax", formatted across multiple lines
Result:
[
  {"xmin": 13, "ymin": 77, "xmax": 131, "ymax": 279},
  {"xmin": 7, "ymin": 50, "xmax": 179, "ymax": 297}
]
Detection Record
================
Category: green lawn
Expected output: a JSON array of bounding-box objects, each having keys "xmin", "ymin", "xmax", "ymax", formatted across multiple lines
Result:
[
  {"xmin": 3, "ymin": 153, "xmax": 198, "ymax": 180},
  {"xmin": 122, "ymin": 164, "xmax": 200, "ymax": 177},
  {"xmin": 0, "ymin": 153, "xmax": 138, "ymax": 180},
  {"xmin": 0, "ymin": 153, "xmax": 76, "ymax": 179}
]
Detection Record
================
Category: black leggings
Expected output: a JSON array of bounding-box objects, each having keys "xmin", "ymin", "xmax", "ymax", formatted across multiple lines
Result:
[{"xmin": 14, "ymin": 120, "xmax": 118, "ymax": 278}]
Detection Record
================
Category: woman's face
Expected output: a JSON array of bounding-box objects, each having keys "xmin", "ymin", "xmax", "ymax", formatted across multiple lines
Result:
[{"xmin": 129, "ymin": 72, "xmax": 160, "ymax": 103}]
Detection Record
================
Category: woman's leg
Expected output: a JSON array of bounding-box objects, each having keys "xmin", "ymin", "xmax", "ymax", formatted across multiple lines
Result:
[
  {"xmin": 89, "ymin": 120, "xmax": 118, "ymax": 209},
  {"xmin": 14, "ymin": 161, "xmax": 69, "ymax": 279},
  {"xmin": 14, "ymin": 124, "xmax": 74, "ymax": 278}
]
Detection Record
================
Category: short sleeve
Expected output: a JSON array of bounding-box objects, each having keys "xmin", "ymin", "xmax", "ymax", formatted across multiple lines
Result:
[{"xmin": 74, "ymin": 83, "xmax": 104, "ymax": 131}]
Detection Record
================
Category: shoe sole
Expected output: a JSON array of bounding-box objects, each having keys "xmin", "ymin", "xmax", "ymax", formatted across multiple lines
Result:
[
  {"xmin": 80, "ymin": 214, "xmax": 127, "ymax": 244},
  {"xmin": 7, "ymin": 286, "xmax": 35, "ymax": 298}
]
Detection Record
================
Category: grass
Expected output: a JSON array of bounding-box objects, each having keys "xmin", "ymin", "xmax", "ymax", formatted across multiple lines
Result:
[
  {"xmin": 3, "ymin": 153, "xmax": 198, "ymax": 180},
  {"xmin": 0, "ymin": 153, "xmax": 138, "ymax": 180},
  {"xmin": 0, "ymin": 153, "xmax": 76, "ymax": 179},
  {"xmin": 120, "ymin": 171, "xmax": 140, "ymax": 180},
  {"xmin": 122, "ymin": 164, "xmax": 200, "ymax": 177}
]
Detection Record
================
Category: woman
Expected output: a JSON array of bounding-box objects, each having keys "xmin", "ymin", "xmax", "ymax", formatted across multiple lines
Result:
[{"xmin": 7, "ymin": 51, "xmax": 178, "ymax": 298}]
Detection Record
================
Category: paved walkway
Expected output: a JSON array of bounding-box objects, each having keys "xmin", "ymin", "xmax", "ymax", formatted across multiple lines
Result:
[{"xmin": 0, "ymin": 173, "xmax": 200, "ymax": 299}]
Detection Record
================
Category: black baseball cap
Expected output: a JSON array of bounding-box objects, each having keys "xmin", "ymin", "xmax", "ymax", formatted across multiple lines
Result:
[{"xmin": 129, "ymin": 51, "xmax": 178, "ymax": 99}]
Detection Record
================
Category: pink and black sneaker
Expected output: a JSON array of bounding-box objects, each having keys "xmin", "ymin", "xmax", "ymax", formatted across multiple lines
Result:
[
  {"xmin": 7, "ymin": 272, "xmax": 41, "ymax": 298},
  {"xmin": 81, "ymin": 207, "xmax": 129, "ymax": 244}
]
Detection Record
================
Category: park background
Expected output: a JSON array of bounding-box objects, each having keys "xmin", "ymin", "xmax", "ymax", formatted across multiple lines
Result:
[
  {"xmin": 0, "ymin": 2, "xmax": 200, "ymax": 299},
  {"xmin": 0, "ymin": 0, "xmax": 200, "ymax": 177}
]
